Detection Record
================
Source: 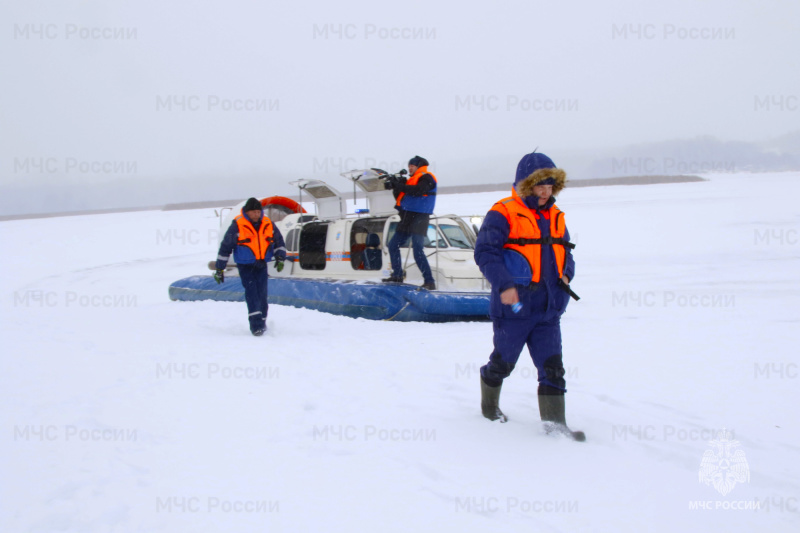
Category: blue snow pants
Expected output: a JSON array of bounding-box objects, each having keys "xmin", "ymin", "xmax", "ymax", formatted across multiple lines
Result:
[
  {"xmin": 238, "ymin": 264, "xmax": 268, "ymax": 332},
  {"xmin": 388, "ymin": 231, "xmax": 434, "ymax": 283},
  {"xmin": 480, "ymin": 312, "xmax": 566, "ymax": 392}
]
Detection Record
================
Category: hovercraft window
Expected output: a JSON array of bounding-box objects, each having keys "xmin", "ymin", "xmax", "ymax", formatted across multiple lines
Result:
[
  {"xmin": 350, "ymin": 218, "xmax": 387, "ymax": 270},
  {"xmin": 285, "ymin": 229, "xmax": 300, "ymax": 252},
  {"xmin": 299, "ymin": 223, "xmax": 328, "ymax": 270},
  {"xmin": 387, "ymin": 222, "xmax": 448, "ymax": 249}
]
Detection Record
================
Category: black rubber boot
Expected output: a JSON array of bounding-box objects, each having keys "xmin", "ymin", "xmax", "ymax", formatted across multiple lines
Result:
[
  {"xmin": 480, "ymin": 377, "xmax": 508, "ymax": 423},
  {"xmin": 538, "ymin": 385, "xmax": 585, "ymax": 441}
]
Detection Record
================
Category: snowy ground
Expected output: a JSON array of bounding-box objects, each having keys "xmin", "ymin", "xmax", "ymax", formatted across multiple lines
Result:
[{"xmin": 1, "ymin": 173, "xmax": 799, "ymax": 532}]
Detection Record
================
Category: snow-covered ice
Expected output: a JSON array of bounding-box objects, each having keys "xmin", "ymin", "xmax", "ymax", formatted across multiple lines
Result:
[{"xmin": 1, "ymin": 173, "xmax": 798, "ymax": 532}]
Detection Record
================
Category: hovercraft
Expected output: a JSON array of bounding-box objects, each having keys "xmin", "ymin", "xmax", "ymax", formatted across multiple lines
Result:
[{"xmin": 168, "ymin": 169, "xmax": 490, "ymax": 322}]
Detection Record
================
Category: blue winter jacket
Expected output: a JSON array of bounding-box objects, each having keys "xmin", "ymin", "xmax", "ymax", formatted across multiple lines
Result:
[
  {"xmin": 474, "ymin": 195, "xmax": 575, "ymax": 319},
  {"xmin": 215, "ymin": 208, "xmax": 287, "ymax": 269}
]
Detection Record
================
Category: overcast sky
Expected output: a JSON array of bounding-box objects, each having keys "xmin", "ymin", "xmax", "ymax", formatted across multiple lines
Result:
[{"xmin": 1, "ymin": 0, "xmax": 798, "ymax": 214}]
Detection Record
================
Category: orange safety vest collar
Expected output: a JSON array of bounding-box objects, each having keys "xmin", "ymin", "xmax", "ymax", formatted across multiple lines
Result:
[
  {"xmin": 395, "ymin": 166, "xmax": 437, "ymax": 207},
  {"xmin": 490, "ymin": 189, "xmax": 573, "ymax": 283},
  {"xmin": 235, "ymin": 214, "xmax": 274, "ymax": 260}
]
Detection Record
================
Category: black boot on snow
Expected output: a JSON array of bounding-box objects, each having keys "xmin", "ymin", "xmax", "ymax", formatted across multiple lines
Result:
[
  {"xmin": 538, "ymin": 385, "xmax": 585, "ymax": 442},
  {"xmin": 480, "ymin": 377, "xmax": 508, "ymax": 423}
]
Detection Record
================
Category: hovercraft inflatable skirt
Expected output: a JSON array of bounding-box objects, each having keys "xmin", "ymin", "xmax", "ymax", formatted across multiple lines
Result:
[{"xmin": 169, "ymin": 276, "xmax": 490, "ymax": 322}]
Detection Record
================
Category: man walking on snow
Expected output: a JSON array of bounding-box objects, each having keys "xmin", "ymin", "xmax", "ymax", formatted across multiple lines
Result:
[
  {"xmin": 382, "ymin": 155, "xmax": 438, "ymax": 290},
  {"xmin": 214, "ymin": 197, "xmax": 287, "ymax": 336},
  {"xmin": 474, "ymin": 152, "xmax": 584, "ymax": 441}
]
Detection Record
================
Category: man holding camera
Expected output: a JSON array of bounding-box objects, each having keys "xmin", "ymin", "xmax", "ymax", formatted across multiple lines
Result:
[{"xmin": 382, "ymin": 155, "xmax": 437, "ymax": 290}]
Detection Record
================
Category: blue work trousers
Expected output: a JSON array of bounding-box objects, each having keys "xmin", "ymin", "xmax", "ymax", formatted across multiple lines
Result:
[{"xmin": 388, "ymin": 231, "xmax": 434, "ymax": 283}]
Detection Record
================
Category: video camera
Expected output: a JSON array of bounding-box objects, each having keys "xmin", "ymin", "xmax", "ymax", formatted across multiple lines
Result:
[{"xmin": 379, "ymin": 168, "xmax": 408, "ymax": 190}]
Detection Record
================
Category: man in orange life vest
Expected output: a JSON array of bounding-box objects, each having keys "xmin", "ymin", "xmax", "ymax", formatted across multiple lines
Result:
[
  {"xmin": 474, "ymin": 152, "xmax": 584, "ymax": 441},
  {"xmin": 382, "ymin": 155, "xmax": 437, "ymax": 290},
  {"xmin": 214, "ymin": 197, "xmax": 287, "ymax": 336}
]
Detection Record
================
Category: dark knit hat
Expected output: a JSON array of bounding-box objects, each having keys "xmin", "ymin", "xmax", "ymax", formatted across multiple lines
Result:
[
  {"xmin": 408, "ymin": 155, "xmax": 429, "ymax": 167},
  {"xmin": 243, "ymin": 197, "xmax": 263, "ymax": 212}
]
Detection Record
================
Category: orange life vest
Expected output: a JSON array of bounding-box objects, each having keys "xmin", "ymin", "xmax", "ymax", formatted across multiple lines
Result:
[
  {"xmin": 395, "ymin": 166, "xmax": 438, "ymax": 208},
  {"xmin": 235, "ymin": 214, "xmax": 274, "ymax": 260},
  {"xmin": 490, "ymin": 189, "xmax": 572, "ymax": 283}
]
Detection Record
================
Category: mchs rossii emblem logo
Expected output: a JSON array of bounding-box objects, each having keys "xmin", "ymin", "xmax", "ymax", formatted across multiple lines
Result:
[{"xmin": 698, "ymin": 430, "xmax": 750, "ymax": 496}]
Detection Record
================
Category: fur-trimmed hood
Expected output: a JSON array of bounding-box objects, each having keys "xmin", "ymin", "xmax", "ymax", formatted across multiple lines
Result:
[{"xmin": 515, "ymin": 167, "xmax": 567, "ymax": 197}]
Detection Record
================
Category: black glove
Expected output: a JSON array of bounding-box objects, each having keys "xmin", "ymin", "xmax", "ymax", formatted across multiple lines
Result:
[
  {"xmin": 213, "ymin": 269, "xmax": 225, "ymax": 284},
  {"xmin": 384, "ymin": 177, "xmax": 396, "ymax": 190},
  {"xmin": 275, "ymin": 260, "xmax": 284, "ymax": 272}
]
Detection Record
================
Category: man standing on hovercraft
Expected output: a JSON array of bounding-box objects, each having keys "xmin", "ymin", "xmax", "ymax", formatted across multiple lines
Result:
[{"xmin": 382, "ymin": 155, "xmax": 438, "ymax": 290}]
